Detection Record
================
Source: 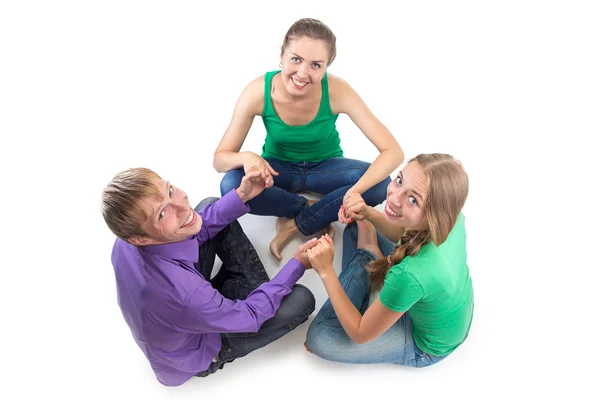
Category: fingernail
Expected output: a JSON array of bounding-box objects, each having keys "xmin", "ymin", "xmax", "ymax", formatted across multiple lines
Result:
[{"xmin": 349, "ymin": 218, "xmax": 354, "ymax": 223}]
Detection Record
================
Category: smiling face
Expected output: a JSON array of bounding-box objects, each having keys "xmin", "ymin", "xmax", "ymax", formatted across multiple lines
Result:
[
  {"xmin": 384, "ymin": 161, "xmax": 429, "ymax": 230},
  {"xmin": 279, "ymin": 36, "xmax": 328, "ymax": 97},
  {"xmin": 128, "ymin": 175, "xmax": 202, "ymax": 246}
]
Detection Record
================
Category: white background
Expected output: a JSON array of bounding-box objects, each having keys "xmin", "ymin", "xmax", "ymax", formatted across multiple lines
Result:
[{"xmin": 1, "ymin": 1, "xmax": 598, "ymax": 399}]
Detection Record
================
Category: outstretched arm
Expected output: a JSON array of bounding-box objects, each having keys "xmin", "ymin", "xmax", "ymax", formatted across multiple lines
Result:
[
  {"xmin": 197, "ymin": 170, "xmax": 273, "ymax": 243},
  {"xmin": 213, "ymin": 75, "xmax": 279, "ymax": 185},
  {"xmin": 307, "ymin": 235, "xmax": 404, "ymax": 344},
  {"xmin": 329, "ymin": 74, "xmax": 404, "ymax": 195}
]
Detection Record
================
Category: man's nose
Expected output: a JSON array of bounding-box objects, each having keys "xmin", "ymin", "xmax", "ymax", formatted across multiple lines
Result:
[{"xmin": 174, "ymin": 200, "xmax": 187, "ymax": 214}]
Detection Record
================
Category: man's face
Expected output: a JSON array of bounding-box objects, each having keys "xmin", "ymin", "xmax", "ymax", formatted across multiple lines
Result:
[{"xmin": 131, "ymin": 175, "xmax": 202, "ymax": 245}]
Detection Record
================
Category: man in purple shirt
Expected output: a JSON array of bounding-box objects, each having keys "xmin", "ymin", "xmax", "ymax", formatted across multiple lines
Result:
[{"xmin": 101, "ymin": 167, "xmax": 316, "ymax": 386}]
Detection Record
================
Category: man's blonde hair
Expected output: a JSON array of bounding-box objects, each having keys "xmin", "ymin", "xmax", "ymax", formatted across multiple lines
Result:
[{"xmin": 101, "ymin": 168, "xmax": 163, "ymax": 242}]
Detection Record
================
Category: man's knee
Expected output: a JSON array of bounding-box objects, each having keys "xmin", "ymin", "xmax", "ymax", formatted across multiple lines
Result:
[
  {"xmin": 195, "ymin": 197, "xmax": 219, "ymax": 212},
  {"xmin": 220, "ymin": 169, "xmax": 244, "ymax": 196},
  {"xmin": 277, "ymin": 285, "xmax": 315, "ymax": 324},
  {"xmin": 286, "ymin": 284, "xmax": 315, "ymax": 317},
  {"xmin": 258, "ymin": 285, "xmax": 314, "ymax": 332}
]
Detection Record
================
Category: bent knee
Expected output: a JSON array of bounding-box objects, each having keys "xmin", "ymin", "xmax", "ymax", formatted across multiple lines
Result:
[
  {"xmin": 305, "ymin": 320, "xmax": 336, "ymax": 360},
  {"xmin": 286, "ymin": 284, "xmax": 316, "ymax": 315},
  {"xmin": 220, "ymin": 169, "xmax": 244, "ymax": 196},
  {"xmin": 364, "ymin": 176, "xmax": 391, "ymax": 205},
  {"xmin": 195, "ymin": 197, "xmax": 219, "ymax": 211}
]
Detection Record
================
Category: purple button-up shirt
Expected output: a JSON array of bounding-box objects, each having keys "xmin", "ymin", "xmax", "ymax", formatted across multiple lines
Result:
[{"xmin": 111, "ymin": 189, "xmax": 306, "ymax": 386}]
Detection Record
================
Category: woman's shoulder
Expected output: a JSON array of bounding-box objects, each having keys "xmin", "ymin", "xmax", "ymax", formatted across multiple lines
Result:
[
  {"xmin": 327, "ymin": 73, "xmax": 358, "ymax": 113},
  {"xmin": 327, "ymin": 73, "xmax": 351, "ymax": 93},
  {"xmin": 236, "ymin": 74, "xmax": 267, "ymax": 115},
  {"xmin": 245, "ymin": 74, "xmax": 267, "ymax": 94}
]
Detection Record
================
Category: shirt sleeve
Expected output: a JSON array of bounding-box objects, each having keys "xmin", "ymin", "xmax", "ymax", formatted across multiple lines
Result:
[
  {"xmin": 175, "ymin": 258, "xmax": 306, "ymax": 334},
  {"xmin": 196, "ymin": 189, "xmax": 249, "ymax": 245},
  {"xmin": 379, "ymin": 266, "xmax": 424, "ymax": 313}
]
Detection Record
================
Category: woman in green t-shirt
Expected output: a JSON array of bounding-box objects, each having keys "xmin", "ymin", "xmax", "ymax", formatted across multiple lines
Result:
[
  {"xmin": 214, "ymin": 18, "xmax": 403, "ymax": 262},
  {"xmin": 304, "ymin": 153, "xmax": 473, "ymax": 366}
]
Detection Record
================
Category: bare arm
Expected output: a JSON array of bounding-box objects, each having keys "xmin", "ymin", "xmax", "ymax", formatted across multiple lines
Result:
[
  {"xmin": 329, "ymin": 74, "xmax": 404, "ymax": 194},
  {"xmin": 213, "ymin": 76, "xmax": 264, "ymax": 172},
  {"xmin": 321, "ymin": 276, "xmax": 404, "ymax": 344},
  {"xmin": 307, "ymin": 235, "xmax": 404, "ymax": 344}
]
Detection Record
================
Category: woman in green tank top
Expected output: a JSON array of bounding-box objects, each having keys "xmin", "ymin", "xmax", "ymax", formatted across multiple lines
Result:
[
  {"xmin": 214, "ymin": 18, "xmax": 404, "ymax": 261},
  {"xmin": 303, "ymin": 154, "xmax": 474, "ymax": 366}
]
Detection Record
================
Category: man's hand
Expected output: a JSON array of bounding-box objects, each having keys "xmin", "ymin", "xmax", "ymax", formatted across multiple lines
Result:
[
  {"xmin": 307, "ymin": 234, "xmax": 336, "ymax": 279},
  {"xmin": 236, "ymin": 170, "xmax": 273, "ymax": 203},
  {"xmin": 293, "ymin": 238, "xmax": 319, "ymax": 269}
]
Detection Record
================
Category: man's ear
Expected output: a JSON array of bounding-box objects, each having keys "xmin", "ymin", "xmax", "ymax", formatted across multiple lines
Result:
[{"xmin": 127, "ymin": 236, "xmax": 155, "ymax": 246}]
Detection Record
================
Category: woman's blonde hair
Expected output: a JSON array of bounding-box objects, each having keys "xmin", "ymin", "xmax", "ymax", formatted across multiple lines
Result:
[{"xmin": 368, "ymin": 154, "xmax": 469, "ymax": 290}]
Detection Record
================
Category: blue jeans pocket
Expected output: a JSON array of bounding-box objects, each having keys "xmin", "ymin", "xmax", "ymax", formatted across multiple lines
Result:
[{"xmin": 413, "ymin": 345, "xmax": 447, "ymax": 368}]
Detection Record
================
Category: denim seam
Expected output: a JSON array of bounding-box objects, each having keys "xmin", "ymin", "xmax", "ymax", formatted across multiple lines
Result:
[
  {"xmin": 306, "ymin": 166, "xmax": 368, "ymax": 174},
  {"xmin": 265, "ymin": 186, "xmax": 307, "ymax": 203}
]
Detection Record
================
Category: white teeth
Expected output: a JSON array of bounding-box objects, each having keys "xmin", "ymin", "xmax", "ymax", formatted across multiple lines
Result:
[
  {"xmin": 182, "ymin": 210, "xmax": 193, "ymax": 227},
  {"xmin": 291, "ymin": 77, "xmax": 308, "ymax": 87},
  {"xmin": 385, "ymin": 203, "xmax": 401, "ymax": 217}
]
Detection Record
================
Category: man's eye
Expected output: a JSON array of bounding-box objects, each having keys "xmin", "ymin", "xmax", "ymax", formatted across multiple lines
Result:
[
  {"xmin": 158, "ymin": 210, "xmax": 165, "ymax": 220},
  {"xmin": 168, "ymin": 186, "xmax": 173, "ymax": 197}
]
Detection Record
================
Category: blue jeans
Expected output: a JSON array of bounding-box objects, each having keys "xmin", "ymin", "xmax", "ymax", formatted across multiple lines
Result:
[
  {"xmin": 305, "ymin": 223, "xmax": 447, "ymax": 367},
  {"xmin": 219, "ymin": 157, "xmax": 391, "ymax": 235},
  {"xmin": 193, "ymin": 198, "xmax": 316, "ymax": 377}
]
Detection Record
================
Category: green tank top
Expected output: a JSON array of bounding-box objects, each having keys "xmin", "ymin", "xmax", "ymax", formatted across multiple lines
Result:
[
  {"xmin": 261, "ymin": 70, "xmax": 343, "ymax": 162},
  {"xmin": 379, "ymin": 214, "xmax": 474, "ymax": 356}
]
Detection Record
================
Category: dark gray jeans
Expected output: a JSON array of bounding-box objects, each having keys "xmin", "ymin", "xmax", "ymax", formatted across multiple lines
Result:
[{"xmin": 194, "ymin": 198, "xmax": 315, "ymax": 377}]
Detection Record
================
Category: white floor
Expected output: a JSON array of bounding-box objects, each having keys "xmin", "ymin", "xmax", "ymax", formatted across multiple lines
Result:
[{"xmin": 3, "ymin": 1, "xmax": 597, "ymax": 399}]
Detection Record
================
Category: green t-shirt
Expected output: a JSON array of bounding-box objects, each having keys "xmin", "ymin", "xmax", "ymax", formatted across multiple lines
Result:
[
  {"xmin": 379, "ymin": 213, "xmax": 474, "ymax": 356},
  {"xmin": 261, "ymin": 70, "xmax": 343, "ymax": 162}
]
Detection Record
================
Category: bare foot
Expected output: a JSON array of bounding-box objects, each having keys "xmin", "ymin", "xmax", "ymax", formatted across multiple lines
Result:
[
  {"xmin": 357, "ymin": 220, "xmax": 384, "ymax": 258},
  {"xmin": 306, "ymin": 198, "xmax": 319, "ymax": 207},
  {"xmin": 269, "ymin": 217, "xmax": 299, "ymax": 261},
  {"xmin": 319, "ymin": 223, "xmax": 336, "ymax": 240}
]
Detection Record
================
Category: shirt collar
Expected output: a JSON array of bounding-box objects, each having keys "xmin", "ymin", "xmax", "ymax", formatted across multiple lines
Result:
[{"xmin": 139, "ymin": 235, "xmax": 198, "ymax": 262}]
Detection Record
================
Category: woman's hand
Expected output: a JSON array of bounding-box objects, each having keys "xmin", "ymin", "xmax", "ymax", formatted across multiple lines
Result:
[
  {"xmin": 307, "ymin": 234, "xmax": 336, "ymax": 279},
  {"xmin": 342, "ymin": 192, "xmax": 373, "ymax": 222}
]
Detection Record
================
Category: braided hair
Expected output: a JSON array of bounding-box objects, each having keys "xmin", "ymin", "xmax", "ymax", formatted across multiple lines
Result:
[{"xmin": 368, "ymin": 154, "xmax": 469, "ymax": 291}]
